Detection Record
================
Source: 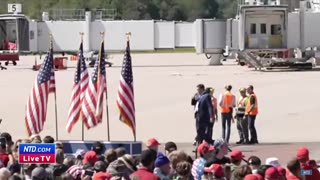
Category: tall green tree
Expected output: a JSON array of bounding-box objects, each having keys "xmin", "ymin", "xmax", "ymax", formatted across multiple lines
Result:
[
  {"xmin": 0, "ymin": 0, "xmax": 237, "ymax": 21},
  {"xmin": 216, "ymin": 0, "xmax": 238, "ymax": 18},
  {"xmin": 176, "ymin": 0, "xmax": 220, "ymax": 21}
]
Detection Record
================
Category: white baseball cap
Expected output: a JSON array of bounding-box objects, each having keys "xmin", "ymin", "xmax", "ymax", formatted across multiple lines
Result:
[{"xmin": 265, "ymin": 157, "xmax": 281, "ymax": 167}]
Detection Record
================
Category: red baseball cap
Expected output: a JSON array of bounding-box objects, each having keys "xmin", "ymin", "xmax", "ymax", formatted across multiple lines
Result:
[
  {"xmin": 265, "ymin": 167, "xmax": 280, "ymax": 179},
  {"xmin": 93, "ymin": 172, "xmax": 112, "ymax": 180},
  {"xmin": 82, "ymin": 150, "xmax": 98, "ymax": 165},
  {"xmin": 244, "ymin": 174, "xmax": 259, "ymax": 180},
  {"xmin": 146, "ymin": 138, "xmax": 160, "ymax": 147},
  {"xmin": 277, "ymin": 166, "xmax": 286, "ymax": 177},
  {"xmin": 230, "ymin": 150, "xmax": 245, "ymax": 161},
  {"xmin": 296, "ymin": 147, "xmax": 309, "ymax": 160},
  {"xmin": 197, "ymin": 142, "xmax": 215, "ymax": 155},
  {"xmin": 254, "ymin": 174, "xmax": 263, "ymax": 180},
  {"xmin": 203, "ymin": 164, "xmax": 224, "ymax": 177}
]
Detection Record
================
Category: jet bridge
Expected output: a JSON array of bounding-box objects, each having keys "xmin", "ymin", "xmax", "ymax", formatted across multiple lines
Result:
[
  {"xmin": 196, "ymin": 0, "xmax": 320, "ymax": 69},
  {"xmin": 0, "ymin": 14, "xmax": 30, "ymax": 51},
  {"xmin": 195, "ymin": 19, "xmax": 227, "ymax": 65}
]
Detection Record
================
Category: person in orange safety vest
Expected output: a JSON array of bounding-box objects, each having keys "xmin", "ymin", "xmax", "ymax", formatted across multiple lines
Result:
[
  {"xmin": 235, "ymin": 88, "xmax": 249, "ymax": 145},
  {"xmin": 245, "ymin": 85, "xmax": 259, "ymax": 144},
  {"xmin": 218, "ymin": 85, "xmax": 236, "ymax": 143}
]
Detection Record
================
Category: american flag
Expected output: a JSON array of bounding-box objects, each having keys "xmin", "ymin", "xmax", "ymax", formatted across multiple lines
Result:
[
  {"xmin": 116, "ymin": 41, "xmax": 136, "ymax": 138},
  {"xmin": 66, "ymin": 42, "xmax": 89, "ymax": 133},
  {"xmin": 66, "ymin": 165, "xmax": 84, "ymax": 179},
  {"xmin": 81, "ymin": 41, "xmax": 106, "ymax": 128},
  {"xmin": 25, "ymin": 47, "xmax": 56, "ymax": 136}
]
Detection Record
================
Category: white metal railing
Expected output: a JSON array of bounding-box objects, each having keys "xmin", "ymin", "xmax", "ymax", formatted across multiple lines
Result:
[
  {"xmin": 241, "ymin": 0, "xmax": 280, "ymax": 5},
  {"xmin": 92, "ymin": 9, "xmax": 117, "ymax": 20},
  {"xmin": 49, "ymin": 9, "xmax": 86, "ymax": 20},
  {"xmin": 47, "ymin": 9, "xmax": 117, "ymax": 21}
]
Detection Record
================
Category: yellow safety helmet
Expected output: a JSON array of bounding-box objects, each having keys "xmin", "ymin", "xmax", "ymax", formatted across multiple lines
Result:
[
  {"xmin": 239, "ymin": 87, "xmax": 246, "ymax": 92},
  {"xmin": 206, "ymin": 87, "xmax": 215, "ymax": 94}
]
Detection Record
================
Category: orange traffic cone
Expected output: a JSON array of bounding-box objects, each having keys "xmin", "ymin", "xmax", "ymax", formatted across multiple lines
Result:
[
  {"xmin": 33, "ymin": 57, "xmax": 38, "ymax": 71},
  {"xmin": 70, "ymin": 55, "xmax": 78, "ymax": 61}
]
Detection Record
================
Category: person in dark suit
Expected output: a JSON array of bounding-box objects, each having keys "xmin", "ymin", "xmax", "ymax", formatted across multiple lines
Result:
[
  {"xmin": 196, "ymin": 89, "xmax": 215, "ymax": 144},
  {"xmin": 192, "ymin": 84, "xmax": 205, "ymax": 144},
  {"xmin": 191, "ymin": 84, "xmax": 205, "ymax": 108}
]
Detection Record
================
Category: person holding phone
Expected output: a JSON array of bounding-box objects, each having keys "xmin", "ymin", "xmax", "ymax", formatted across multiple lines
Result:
[
  {"xmin": 0, "ymin": 132, "xmax": 14, "ymax": 153},
  {"xmin": 192, "ymin": 84, "xmax": 206, "ymax": 145},
  {"xmin": 130, "ymin": 149, "xmax": 159, "ymax": 180},
  {"xmin": 0, "ymin": 138, "xmax": 9, "ymax": 167},
  {"xmin": 84, "ymin": 169, "xmax": 94, "ymax": 177},
  {"xmin": 92, "ymin": 161, "xmax": 113, "ymax": 179},
  {"xmin": 196, "ymin": 87, "xmax": 215, "ymax": 145}
]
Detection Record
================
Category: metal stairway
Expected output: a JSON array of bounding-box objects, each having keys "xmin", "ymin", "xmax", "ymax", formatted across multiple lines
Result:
[{"xmin": 238, "ymin": 51, "xmax": 264, "ymax": 70}]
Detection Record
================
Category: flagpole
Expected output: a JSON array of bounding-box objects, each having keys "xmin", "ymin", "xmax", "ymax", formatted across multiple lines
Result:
[
  {"xmin": 50, "ymin": 33, "xmax": 59, "ymax": 141},
  {"xmin": 80, "ymin": 32, "xmax": 85, "ymax": 141},
  {"xmin": 126, "ymin": 32, "xmax": 136, "ymax": 142},
  {"xmin": 100, "ymin": 32, "xmax": 111, "ymax": 142}
]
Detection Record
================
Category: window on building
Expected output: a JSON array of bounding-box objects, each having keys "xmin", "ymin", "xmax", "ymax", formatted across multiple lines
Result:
[
  {"xmin": 30, "ymin": 31, "xmax": 34, "ymax": 40},
  {"xmin": 250, "ymin": 23, "xmax": 256, "ymax": 34},
  {"xmin": 261, "ymin": 24, "xmax": 266, "ymax": 34},
  {"xmin": 307, "ymin": 2, "xmax": 312, "ymax": 9},
  {"xmin": 271, "ymin": 24, "xmax": 281, "ymax": 35}
]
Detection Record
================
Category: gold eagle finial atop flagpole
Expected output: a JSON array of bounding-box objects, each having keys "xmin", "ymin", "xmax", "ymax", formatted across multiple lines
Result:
[
  {"xmin": 79, "ymin": 32, "xmax": 84, "ymax": 43},
  {"xmin": 126, "ymin": 32, "xmax": 131, "ymax": 42},
  {"xmin": 100, "ymin": 32, "xmax": 105, "ymax": 41}
]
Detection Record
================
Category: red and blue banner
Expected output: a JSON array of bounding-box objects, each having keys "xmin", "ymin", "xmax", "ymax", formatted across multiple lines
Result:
[{"xmin": 19, "ymin": 143, "xmax": 56, "ymax": 164}]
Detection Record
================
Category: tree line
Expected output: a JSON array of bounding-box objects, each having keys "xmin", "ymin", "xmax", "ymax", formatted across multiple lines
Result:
[{"xmin": 0, "ymin": 0, "xmax": 238, "ymax": 21}]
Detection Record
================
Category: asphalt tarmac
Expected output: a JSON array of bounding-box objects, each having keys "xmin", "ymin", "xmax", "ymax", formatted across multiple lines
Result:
[{"xmin": 1, "ymin": 53, "xmax": 320, "ymax": 165}]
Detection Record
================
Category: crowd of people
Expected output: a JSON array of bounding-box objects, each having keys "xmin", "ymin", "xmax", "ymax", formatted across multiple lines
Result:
[
  {"xmin": 191, "ymin": 84, "xmax": 259, "ymax": 145},
  {"xmin": 0, "ymin": 132, "xmax": 318, "ymax": 180}
]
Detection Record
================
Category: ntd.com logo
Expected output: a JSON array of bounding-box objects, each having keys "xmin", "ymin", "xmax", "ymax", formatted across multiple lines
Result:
[
  {"xmin": 301, "ymin": 170, "xmax": 312, "ymax": 176},
  {"xmin": 19, "ymin": 144, "xmax": 55, "ymax": 164}
]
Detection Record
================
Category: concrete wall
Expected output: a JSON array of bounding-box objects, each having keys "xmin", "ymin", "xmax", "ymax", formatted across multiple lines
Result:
[
  {"xmin": 36, "ymin": 13, "xmax": 320, "ymax": 52},
  {"xmin": 175, "ymin": 23, "xmax": 194, "ymax": 47},
  {"xmin": 37, "ymin": 21, "xmax": 85, "ymax": 51},
  {"xmin": 154, "ymin": 21, "xmax": 175, "ymax": 49},
  {"xmin": 37, "ymin": 20, "xmax": 195, "ymax": 52},
  {"xmin": 90, "ymin": 20, "xmax": 154, "ymax": 51}
]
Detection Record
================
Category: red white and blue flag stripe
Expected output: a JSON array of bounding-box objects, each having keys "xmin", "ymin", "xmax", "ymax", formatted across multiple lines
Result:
[
  {"xmin": 116, "ymin": 40, "xmax": 136, "ymax": 138},
  {"xmin": 66, "ymin": 42, "xmax": 89, "ymax": 132},
  {"xmin": 81, "ymin": 41, "xmax": 107, "ymax": 128},
  {"xmin": 25, "ymin": 46, "xmax": 56, "ymax": 136}
]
